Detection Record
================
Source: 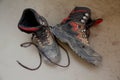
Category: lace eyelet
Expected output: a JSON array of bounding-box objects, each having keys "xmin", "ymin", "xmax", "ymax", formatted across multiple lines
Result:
[
  {"xmin": 81, "ymin": 19, "xmax": 85, "ymax": 23},
  {"xmin": 85, "ymin": 13, "xmax": 89, "ymax": 17},
  {"xmin": 83, "ymin": 16, "xmax": 87, "ymax": 20},
  {"xmin": 81, "ymin": 29, "xmax": 86, "ymax": 32},
  {"xmin": 82, "ymin": 34, "xmax": 87, "ymax": 38}
]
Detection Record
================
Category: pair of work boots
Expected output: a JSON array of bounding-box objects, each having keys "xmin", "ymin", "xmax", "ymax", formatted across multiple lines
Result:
[{"xmin": 17, "ymin": 7, "xmax": 103, "ymax": 70}]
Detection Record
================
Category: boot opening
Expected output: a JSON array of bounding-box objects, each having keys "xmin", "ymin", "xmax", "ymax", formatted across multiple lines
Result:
[{"xmin": 19, "ymin": 9, "xmax": 39, "ymax": 27}]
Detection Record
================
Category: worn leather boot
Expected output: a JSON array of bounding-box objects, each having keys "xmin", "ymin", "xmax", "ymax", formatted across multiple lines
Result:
[
  {"xmin": 51, "ymin": 7, "xmax": 103, "ymax": 66},
  {"xmin": 17, "ymin": 8, "xmax": 61, "ymax": 70}
]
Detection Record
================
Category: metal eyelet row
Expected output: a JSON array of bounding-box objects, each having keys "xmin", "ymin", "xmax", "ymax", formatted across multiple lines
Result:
[
  {"xmin": 81, "ymin": 29, "xmax": 87, "ymax": 38},
  {"xmin": 80, "ymin": 13, "xmax": 89, "ymax": 24},
  {"xmin": 80, "ymin": 13, "xmax": 89, "ymax": 38}
]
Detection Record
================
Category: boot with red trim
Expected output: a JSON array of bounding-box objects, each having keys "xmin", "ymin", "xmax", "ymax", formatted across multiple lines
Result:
[
  {"xmin": 51, "ymin": 7, "xmax": 103, "ymax": 66},
  {"xmin": 17, "ymin": 8, "xmax": 63, "ymax": 70}
]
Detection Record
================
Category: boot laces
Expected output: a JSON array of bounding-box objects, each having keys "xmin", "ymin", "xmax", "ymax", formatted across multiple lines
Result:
[{"xmin": 28, "ymin": 27, "xmax": 49, "ymax": 48}]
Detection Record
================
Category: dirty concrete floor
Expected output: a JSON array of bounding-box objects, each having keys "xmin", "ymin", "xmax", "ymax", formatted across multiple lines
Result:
[{"xmin": 0, "ymin": 0, "xmax": 120, "ymax": 80}]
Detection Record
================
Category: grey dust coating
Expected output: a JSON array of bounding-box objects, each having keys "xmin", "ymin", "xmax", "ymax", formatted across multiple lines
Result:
[{"xmin": 51, "ymin": 24, "xmax": 102, "ymax": 66}]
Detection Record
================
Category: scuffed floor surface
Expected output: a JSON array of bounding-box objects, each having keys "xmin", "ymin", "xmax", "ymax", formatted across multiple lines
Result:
[{"xmin": 0, "ymin": 0, "xmax": 120, "ymax": 80}]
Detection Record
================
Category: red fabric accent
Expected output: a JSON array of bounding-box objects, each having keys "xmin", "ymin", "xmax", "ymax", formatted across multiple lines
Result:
[
  {"xmin": 70, "ymin": 22, "xmax": 78, "ymax": 31},
  {"xmin": 93, "ymin": 19, "xmax": 103, "ymax": 26},
  {"xmin": 19, "ymin": 26, "xmax": 40, "ymax": 32},
  {"xmin": 71, "ymin": 10, "xmax": 87, "ymax": 14}
]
